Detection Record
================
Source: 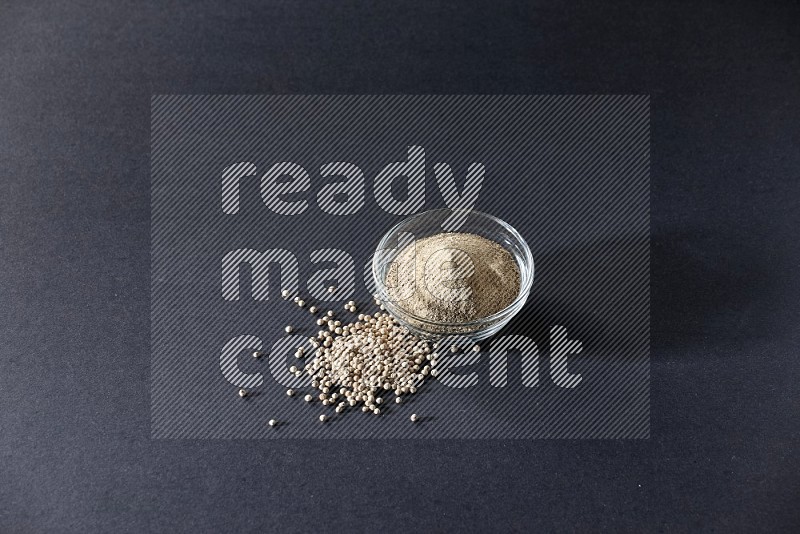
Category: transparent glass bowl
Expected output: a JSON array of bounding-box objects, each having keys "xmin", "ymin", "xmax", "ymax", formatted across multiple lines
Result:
[{"xmin": 372, "ymin": 209, "xmax": 534, "ymax": 341}]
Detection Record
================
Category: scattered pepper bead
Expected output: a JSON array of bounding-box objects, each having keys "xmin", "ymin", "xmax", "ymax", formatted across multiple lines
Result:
[
  {"xmin": 275, "ymin": 295, "xmax": 435, "ymax": 420},
  {"xmin": 238, "ymin": 388, "xmax": 248, "ymax": 398}
]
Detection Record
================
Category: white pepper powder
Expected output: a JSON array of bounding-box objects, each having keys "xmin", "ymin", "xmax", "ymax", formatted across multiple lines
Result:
[{"xmin": 386, "ymin": 232, "xmax": 520, "ymax": 323}]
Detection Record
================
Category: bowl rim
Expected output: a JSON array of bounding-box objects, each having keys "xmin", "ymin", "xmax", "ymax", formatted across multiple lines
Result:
[{"xmin": 371, "ymin": 208, "xmax": 534, "ymax": 329}]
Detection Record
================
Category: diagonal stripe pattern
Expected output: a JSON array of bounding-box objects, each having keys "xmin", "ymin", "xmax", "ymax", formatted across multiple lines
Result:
[{"xmin": 151, "ymin": 95, "xmax": 649, "ymax": 439}]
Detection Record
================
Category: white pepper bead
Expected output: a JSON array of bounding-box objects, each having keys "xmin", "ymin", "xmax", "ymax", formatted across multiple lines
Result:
[
  {"xmin": 238, "ymin": 388, "xmax": 248, "ymax": 398},
  {"xmin": 304, "ymin": 394, "xmax": 313, "ymax": 402},
  {"xmin": 252, "ymin": 351, "xmax": 262, "ymax": 359},
  {"xmin": 309, "ymin": 306, "xmax": 318, "ymax": 313},
  {"xmin": 410, "ymin": 414, "xmax": 418, "ymax": 422},
  {"xmin": 319, "ymin": 414, "xmax": 327, "ymax": 422},
  {"xmin": 297, "ymin": 299, "xmax": 305, "ymax": 307},
  {"xmin": 289, "ymin": 365, "xmax": 298, "ymax": 373},
  {"xmin": 293, "ymin": 296, "xmax": 300, "ymax": 303},
  {"xmin": 395, "ymin": 397, "xmax": 402, "ymax": 404},
  {"xmin": 281, "ymin": 289, "xmax": 290, "ymax": 299},
  {"xmin": 268, "ymin": 419, "xmax": 277, "ymax": 427},
  {"xmin": 451, "ymin": 345, "xmax": 459, "ymax": 353},
  {"xmin": 286, "ymin": 389, "xmax": 294, "ymax": 396},
  {"xmin": 327, "ymin": 286, "xmax": 336, "ymax": 293},
  {"xmin": 327, "ymin": 310, "xmax": 334, "ymax": 317},
  {"xmin": 285, "ymin": 325, "xmax": 293, "ymax": 333},
  {"xmin": 293, "ymin": 306, "xmax": 433, "ymax": 414},
  {"xmin": 472, "ymin": 345, "xmax": 481, "ymax": 352},
  {"xmin": 373, "ymin": 408, "xmax": 381, "ymax": 415}
]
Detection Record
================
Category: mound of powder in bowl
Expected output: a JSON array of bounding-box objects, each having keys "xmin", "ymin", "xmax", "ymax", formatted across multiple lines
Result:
[{"xmin": 385, "ymin": 232, "xmax": 521, "ymax": 323}]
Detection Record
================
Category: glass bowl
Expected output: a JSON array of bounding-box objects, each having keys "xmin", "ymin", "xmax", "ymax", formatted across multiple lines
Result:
[{"xmin": 372, "ymin": 209, "xmax": 534, "ymax": 341}]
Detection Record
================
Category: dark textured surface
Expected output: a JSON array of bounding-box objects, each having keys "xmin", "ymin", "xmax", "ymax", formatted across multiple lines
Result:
[
  {"xmin": 150, "ymin": 95, "xmax": 650, "ymax": 439},
  {"xmin": 1, "ymin": 1, "xmax": 798, "ymax": 532}
]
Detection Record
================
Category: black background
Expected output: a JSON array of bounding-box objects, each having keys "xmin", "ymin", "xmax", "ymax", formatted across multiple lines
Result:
[{"xmin": 1, "ymin": 1, "xmax": 798, "ymax": 532}]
